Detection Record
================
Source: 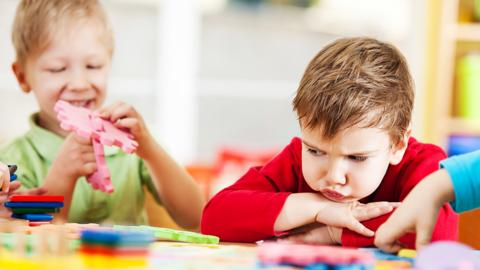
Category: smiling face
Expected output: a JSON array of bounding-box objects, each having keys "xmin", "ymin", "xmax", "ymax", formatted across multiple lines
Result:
[
  {"xmin": 301, "ymin": 125, "xmax": 408, "ymax": 202},
  {"xmin": 12, "ymin": 19, "xmax": 111, "ymax": 136}
]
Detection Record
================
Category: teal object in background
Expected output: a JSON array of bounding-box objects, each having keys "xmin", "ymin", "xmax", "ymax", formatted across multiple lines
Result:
[{"xmin": 457, "ymin": 53, "xmax": 480, "ymax": 119}]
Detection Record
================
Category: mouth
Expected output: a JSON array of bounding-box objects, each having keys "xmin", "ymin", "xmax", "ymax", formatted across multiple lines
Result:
[
  {"xmin": 321, "ymin": 189, "xmax": 346, "ymax": 201},
  {"xmin": 65, "ymin": 99, "xmax": 95, "ymax": 109}
]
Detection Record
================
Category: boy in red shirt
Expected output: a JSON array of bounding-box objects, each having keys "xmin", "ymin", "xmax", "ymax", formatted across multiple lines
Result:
[{"xmin": 201, "ymin": 37, "xmax": 458, "ymax": 248}]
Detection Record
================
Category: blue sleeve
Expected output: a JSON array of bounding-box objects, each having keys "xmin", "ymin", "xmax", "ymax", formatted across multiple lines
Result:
[{"xmin": 440, "ymin": 150, "xmax": 480, "ymax": 213}]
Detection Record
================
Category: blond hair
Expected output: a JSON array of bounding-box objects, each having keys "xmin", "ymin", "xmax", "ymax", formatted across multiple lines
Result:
[
  {"xmin": 12, "ymin": 0, "xmax": 114, "ymax": 65},
  {"xmin": 292, "ymin": 37, "xmax": 414, "ymax": 146}
]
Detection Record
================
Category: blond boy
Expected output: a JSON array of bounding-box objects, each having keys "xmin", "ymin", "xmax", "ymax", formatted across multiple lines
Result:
[{"xmin": 1, "ymin": 0, "xmax": 204, "ymax": 227}]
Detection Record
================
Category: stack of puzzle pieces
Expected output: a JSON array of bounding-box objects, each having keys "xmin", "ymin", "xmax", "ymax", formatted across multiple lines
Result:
[
  {"xmin": 79, "ymin": 228, "xmax": 154, "ymax": 268},
  {"xmin": 5, "ymin": 195, "xmax": 64, "ymax": 226},
  {"xmin": 113, "ymin": 225, "xmax": 220, "ymax": 244}
]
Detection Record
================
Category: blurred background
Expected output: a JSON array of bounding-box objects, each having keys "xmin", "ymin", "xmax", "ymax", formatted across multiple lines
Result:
[{"xmin": 1, "ymin": 0, "xmax": 480, "ymax": 240}]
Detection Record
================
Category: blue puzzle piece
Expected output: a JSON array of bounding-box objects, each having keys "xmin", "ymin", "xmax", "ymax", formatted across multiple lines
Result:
[
  {"xmin": 81, "ymin": 229, "xmax": 154, "ymax": 246},
  {"xmin": 10, "ymin": 174, "xmax": 17, "ymax": 181},
  {"xmin": 5, "ymin": 202, "xmax": 64, "ymax": 208},
  {"xmin": 11, "ymin": 213, "xmax": 53, "ymax": 221}
]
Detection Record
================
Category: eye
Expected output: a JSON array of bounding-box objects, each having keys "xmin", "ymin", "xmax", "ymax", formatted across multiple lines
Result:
[
  {"xmin": 48, "ymin": 67, "xmax": 66, "ymax": 73},
  {"xmin": 348, "ymin": 155, "xmax": 368, "ymax": 162},
  {"xmin": 307, "ymin": 148, "xmax": 323, "ymax": 156},
  {"xmin": 87, "ymin": 64, "xmax": 103, "ymax": 70}
]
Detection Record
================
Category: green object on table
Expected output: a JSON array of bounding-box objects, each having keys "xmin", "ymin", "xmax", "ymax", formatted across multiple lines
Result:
[
  {"xmin": 11, "ymin": 207, "xmax": 59, "ymax": 214},
  {"xmin": 113, "ymin": 225, "xmax": 220, "ymax": 244},
  {"xmin": 457, "ymin": 53, "xmax": 480, "ymax": 119}
]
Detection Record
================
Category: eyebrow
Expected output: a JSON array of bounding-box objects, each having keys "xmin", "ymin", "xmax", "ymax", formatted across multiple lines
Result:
[{"xmin": 301, "ymin": 139, "xmax": 380, "ymax": 156}]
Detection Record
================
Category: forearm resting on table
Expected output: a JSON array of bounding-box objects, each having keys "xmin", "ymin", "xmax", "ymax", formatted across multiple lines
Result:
[{"xmin": 274, "ymin": 193, "xmax": 328, "ymax": 232}]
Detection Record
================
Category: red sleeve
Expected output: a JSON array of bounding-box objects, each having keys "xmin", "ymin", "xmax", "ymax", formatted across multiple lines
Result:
[
  {"xmin": 201, "ymin": 138, "xmax": 304, "ymax": 243},
  {"xmin": 341, "ymin": 140, "xmax": 459, "ymax": 248}
]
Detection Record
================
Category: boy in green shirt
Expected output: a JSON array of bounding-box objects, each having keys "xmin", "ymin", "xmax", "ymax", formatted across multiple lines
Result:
[{"xmin": 1, "ymin": 0, "xmax": 204, "ymax": 227}]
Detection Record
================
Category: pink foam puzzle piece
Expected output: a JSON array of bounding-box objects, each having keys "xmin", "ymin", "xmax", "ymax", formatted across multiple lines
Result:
[
  {"xmin": 88, "ymin": 139, "xmax": 113, "ymax": 193},
  {"xmin": 54, "ymin": 100, "xmax": 138, "ymax": 193},
  {"xmin": 257, "ymin": 242, "xmax": 374, "ymax": 267}
]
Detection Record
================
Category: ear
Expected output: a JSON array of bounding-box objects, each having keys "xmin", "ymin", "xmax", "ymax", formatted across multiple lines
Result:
[
  {"xmin": 389, "ymin": 128, "xmax": 412, "ymax": 165},
  {"xmin": 12, "ymin": 61, "xmax": 31, "ymax": 93}
]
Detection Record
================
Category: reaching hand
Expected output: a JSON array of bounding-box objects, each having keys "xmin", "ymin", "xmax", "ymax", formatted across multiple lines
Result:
[
  {"xmin": 374, "ymin": 170, "xmax": 454, "ymax": 252},
  {"xmin": 315, "ymin": 200, "xmax": 400, "ymax": 237}
]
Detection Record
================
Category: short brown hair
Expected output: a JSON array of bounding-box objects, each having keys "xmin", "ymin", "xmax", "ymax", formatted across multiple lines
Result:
[
  {"xmin": 12, "ymin": 0, "xmax": 114, "ymax": 65},
  {"xmin": 292, "ymin": 37, "xmax": 414, "ymax": 146}
]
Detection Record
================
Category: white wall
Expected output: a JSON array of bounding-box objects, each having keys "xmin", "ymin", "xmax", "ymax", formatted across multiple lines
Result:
[{"xmin": 0, "ymin": 0, "xmax": 426, "ymax": 164}]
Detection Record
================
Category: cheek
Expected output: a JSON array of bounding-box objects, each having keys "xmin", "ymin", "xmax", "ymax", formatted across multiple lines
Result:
[
  {"xmin": 350, "ymin": 159, "xmax": 390, "ymax": 195},
  {"xmin": 301, "ymin": 154, "xmax": 325, "ymax": 185}
]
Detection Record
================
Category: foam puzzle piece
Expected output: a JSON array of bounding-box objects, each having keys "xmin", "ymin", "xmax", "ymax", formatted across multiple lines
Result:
[
  {"xmin": 11, "ymin": 213, "xmax": 53, "ymax": 221},
  {"xmin": 359, "ymin": 247, "xmax": 414, "ymax": 263},
  {"xmin": 81, "ymin": 229, "xmax": 154, "ymax": 247},
  {"xmin": 9, "ymin": 195, "xmax": 64, "ymax": 202},
  {"xmin": 5, "ymin": 202, "xmax": 64, "ymax": 208},
  {"xmin": 257, "ymin": 242, "xmax": 374, "ymax": 267},
  {"xmin": 113, "ymin": 225, "xmax": 220, "ymax": 244},
  {"xmin": 397, "ymin": 248, "xmax": 416, "ymax": 259},
  {"xmin": 54, "ymin": 100, "xmax": 138, "ymax": 193},
  {"xmin": 416, "ymin": 241, "xmax": 480, "ymax": 270},
  {"xmin": 11, "ymin": 207, "xmax": 59, "ymax": 214}
]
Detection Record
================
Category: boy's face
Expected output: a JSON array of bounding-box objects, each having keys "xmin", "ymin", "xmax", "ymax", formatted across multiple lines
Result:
[
  {"xmin": 12, "ymin": 20, "xmax": 111, "ymax": 135},
  {"xmin": 301, "ymin": 125, "xmax": 407, "ymax": 203}
]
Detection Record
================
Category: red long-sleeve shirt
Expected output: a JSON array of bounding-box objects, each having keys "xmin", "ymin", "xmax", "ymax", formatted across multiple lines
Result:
[{"xmin": 201, "ymin": 137, "xmax": 458, "ymax": 247}]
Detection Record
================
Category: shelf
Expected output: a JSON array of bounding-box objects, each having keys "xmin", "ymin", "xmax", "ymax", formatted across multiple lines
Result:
[
  {"xmin": 456, "ymin": 23, "xmax": 480, "ymax": 41},
  {"xmin": 448, "ymin": 118, "xmax": 480, "ymax": 135}
]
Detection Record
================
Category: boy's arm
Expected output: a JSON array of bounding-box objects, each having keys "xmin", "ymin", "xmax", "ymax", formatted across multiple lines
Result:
[
  {"xmin": 341, "ymin": 147, "xmax": 458, "ymax": 248},
  {"xmin": 440, "ymin": 150, "xmax": 480, "ymax": 213},
  {"xmin": 140, "ymin": 138, "xmax": 205, "ymax": 230},
  {"xmin": 201, "ymin": 139, "xmax": 302, "ymax": 242}
]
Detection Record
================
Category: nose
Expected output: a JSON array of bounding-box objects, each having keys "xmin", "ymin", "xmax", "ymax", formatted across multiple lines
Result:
[
  {"xmin": 324, "ymin": 159, "xmax": 346, "ymax": 186},
  {"xmin": 67, "ymin": 67, "xmax": 89, "ymax": 92}
]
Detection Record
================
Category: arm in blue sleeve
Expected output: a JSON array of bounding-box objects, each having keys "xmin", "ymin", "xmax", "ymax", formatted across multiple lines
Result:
[{"xmin": 440, "ymin": 150, "xmax": 480, "ymax": 213}]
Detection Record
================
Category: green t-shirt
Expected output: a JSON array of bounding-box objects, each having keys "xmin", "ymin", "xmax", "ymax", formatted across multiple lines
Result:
[{"xmin": 0, "ymin": 114, "xmax": 162, "ymax": 225}]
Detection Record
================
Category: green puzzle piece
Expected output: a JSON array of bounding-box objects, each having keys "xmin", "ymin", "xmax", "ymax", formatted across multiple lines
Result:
[
  {"xmin": 113, "ymin": 225, "xmax": 220, "ymax": 244},
  {"xmin": 11, "ymin": 207, "xmax": 60, "ymax": 214}
]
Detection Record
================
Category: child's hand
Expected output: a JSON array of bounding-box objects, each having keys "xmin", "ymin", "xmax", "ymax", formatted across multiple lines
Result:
[
  {"xmin": 0, "ymin": 163, "xmax": 10, "ymax": 192},
  {"xmin": 51, "ymin": 133, "xmax": 96, "ymax": 180},
  {"xmin": 98, "ymin": 102, "xmax": 152, "ymax": 158},
  {"xmin": 375, "ymin": 170, "xmax": 454, "ymax": 252},
  {"xmin": 281, "ymin": 223, "xmax": 342, "ymax": 245},
  {"xmin": 315, "ymin": 200, "xmax": 399, "ymax": 237},
  {"xmin": 0, "ymin": 182, "xmax": 46, "ymax": 218}
]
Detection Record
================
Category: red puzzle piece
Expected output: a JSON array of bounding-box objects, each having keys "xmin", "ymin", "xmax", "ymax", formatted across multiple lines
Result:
[
  {"xmin": 9, "ymin": 195, "xmax": 64, "ymax": 202},
  {"xmin": 54, "ymin": 100, "xmax": 138, "ymax": 193}
]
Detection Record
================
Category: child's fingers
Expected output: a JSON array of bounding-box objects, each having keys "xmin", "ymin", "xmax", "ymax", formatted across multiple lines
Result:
[
  {"xmin": 353, "ymin": 202, "xmax": 394, "ymax": 221},
  {"xmin": 346, "ymin": 218, "xmax": 374, "ymax": 237},
  {"xmin": 8, "ymin": 181, "xmax": 21, "ymax": 192},
  {"xmin": 114, "ymin": 118, "xmax": 139, "ymax": 130},
  {"xmin": 0, "ymin": 164, "xmax": 10, "ymax": 192},
  {"xmin": 109, "ymin": 103, "xmax": 136, "ymax": 123}
]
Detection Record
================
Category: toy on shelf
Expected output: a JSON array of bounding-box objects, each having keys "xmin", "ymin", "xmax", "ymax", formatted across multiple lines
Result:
[
  {"xmin": 257, "ymin": 242, "xmax": 374, "ymax": 269},
  {"xmin": 54, "ymin": 100, "xmax": 138, "ymax": 193},
  {"xmin": 5, "ymin": 195, "xmax": 64, "ymax": 225},
  {"xmin": 113, "ymin": 225, "xmax": 220, "ymax": 244}
]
